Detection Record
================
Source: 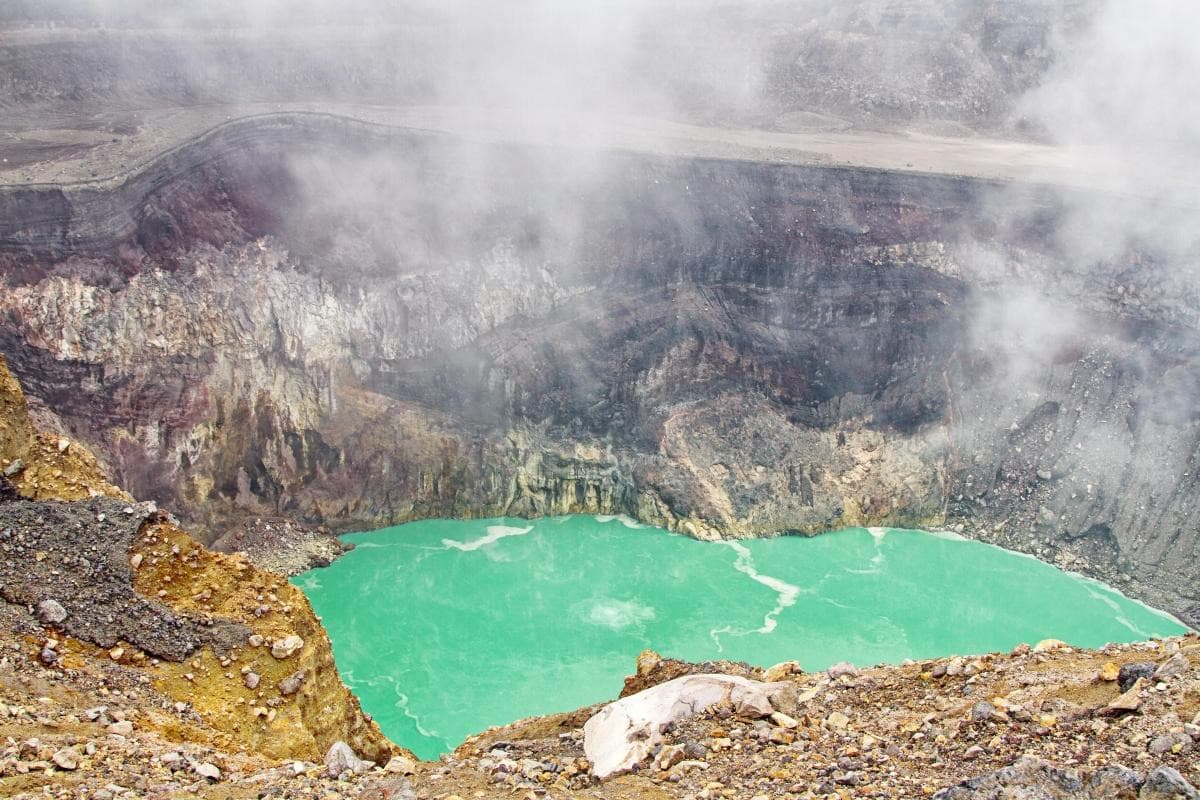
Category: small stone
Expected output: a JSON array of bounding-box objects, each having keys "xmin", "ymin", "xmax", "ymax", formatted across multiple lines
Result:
[
  {"xmin": 763, "ymin": 661, "xmax": 802, "ymax": 682},
  {"xmin": 1032, "ymin": 638, "xmax": 1067, "ymax": 653},
  {"xmin": 1106, "ymin": 678, "xmax": 1146, "ymax": 713},
  {"xmin": 39, "ymin": 646, "xmax": 58, "ymax": 666},
  {"xmin": 825, "ymin": 711, "xmax": 850, "ymax": 730},
  {"xmin": 57, "ymin": 438, "xmax": 70, "ymax": 453},
  {"xmin": 384, "ymin": 755, "xmax": 416, "ymax": 775},
  {"xmin": 324, "ymin": 741, "xmax": 371, "ymax": 777},
  {"xmin": 963, "ymin": 745, "xmax": 984, "ymax": 760},
  {"xmin": 109, "ymin": 647, "xmax": 124, "ymax": 661},
  {"xmin": 3, "ymin": 459, "xmax": 23, "ymax": 477},
  {"xmin": 768, "ymin": 728, "xmax": 794, "ymax": 744},
  {"xmin": 770, "ymin": 711, "xmax": 799, "ymax": 729},
  {"xmin": 243, "ymin": 672, "xmax": 260, "ymax": 690},
  {"xmin": 248, "ymin": 634, "xmax": 265, "ymax": 648},
  {"xmin": 129, "ymin": 553, "xmax": 143, "ymax": 570},
  {"xmin": 1118, "ymin": 662, "xmax": 1156, "ymax": 692},
  {"xmin": 278, "ymin": 670, "xmax": 306, "ymax": 696},
  {"xmin": 193, "ymin": 761, "xmax": 221, "ymax": 781},
  {"xmin": 636, "ymin": 649, "xmax": 662, "ymax": 675},
  {"xmin": 970, "ymin": 701, "xmax": 996, "ymax": 723},
  {"xmin": 1148, "ymin": 733, "xmax": 1193, "ymax": 755},
  {"xmin": 271, "ymin": 635, "xmax": 304, "ymax": 659},
  {"xmin": 107, "ymin": 720, "xmax": 133, "ymax": 736},
  {"xmin": 1098, "ymin": 661, "xmax": 1120, "ymax": 682},
  {"xmin": 52, "ymin": 748, "xmax": 78, "ymax": 770},
  {"xmin": 1153, "ymin": 653, "xmax": 1190, "ymax": 681},
  {"xmin": 827, "ymin": 661, "xmax": 859, "ymax": 680},
  {"xmin": 656, "ymin": 744, "xmax": 686, "ymax": 771},
  {"xmin": 36, "ymin": 599, "xmax": 67, "ymax": 625}
]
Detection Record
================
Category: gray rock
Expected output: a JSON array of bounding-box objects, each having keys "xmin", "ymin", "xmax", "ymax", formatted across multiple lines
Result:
[
  {"xmin": 1140, "ymin": 766, "xmax": 1200, "ymax": 800},
  {"xmin": 933, "ymin": 755, "xmax": 1083, "ymax": 799},
  {"xmin": 1119, "ymin": 663, "xmax": 1156, "ymax": 692},
  {"xmin": 827, "ymin": 661, "xmax": 859, "ymax": 680},
  {"xmin": 36, "ymin": 599, "xmax": 67, "ymax": 625},
  {"xmin": 970, "ymin": 701, "xmax": 996, "ymax": 723},
  {"xmin": 1152, "ymin": 653, "xmax": 1189, "ymax": 681},
  {"xmin": 192, "ymin": 761, "xmax": 221, "ymax": 781},
  {"xmin": 243, "ymin": 671, "xmax": 260, "ymax": 689},
  {"xmin": 324, "ymin": 741, "xmax": 372, "ymax": 778},
  {"xmin": 1087, "ymin": 764, "xmax": 1143, "ymax": 797},
  {"xmin": 3, "ymin": 459, "xmax": 23, "ymax": 477},
  {"xmin": 1147, "ymin": 733, "xmax": 1192, "ymax": 756},
  {"xmin": 278, "ymin": 670, "xmax": 306, "ymax": 696}
]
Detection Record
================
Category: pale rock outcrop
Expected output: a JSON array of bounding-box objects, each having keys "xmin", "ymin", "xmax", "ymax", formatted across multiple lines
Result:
[{"xmin": 583, "ymin": 674, "xmax": 780, "ymax": 779}]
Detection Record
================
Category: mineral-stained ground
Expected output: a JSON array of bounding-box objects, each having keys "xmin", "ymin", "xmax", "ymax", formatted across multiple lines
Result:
[{"xmin": 2, "ymin": 1, "xmax": 1199, "ymax": 797}]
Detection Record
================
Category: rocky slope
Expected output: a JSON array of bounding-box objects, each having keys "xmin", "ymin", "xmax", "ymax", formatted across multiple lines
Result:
[
  {"xmin": 0, "ymin": 110, "xmax": 1197, "ymax": 622},
  {"xmin": 0, "ymin": 354, "xmax": 398, "ymax": 787}
]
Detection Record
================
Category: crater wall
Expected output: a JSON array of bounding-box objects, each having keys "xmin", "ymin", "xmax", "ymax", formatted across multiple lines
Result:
[{"xmin": 1, "ymin": 114, "xmax": 1197, "ymax": 620}]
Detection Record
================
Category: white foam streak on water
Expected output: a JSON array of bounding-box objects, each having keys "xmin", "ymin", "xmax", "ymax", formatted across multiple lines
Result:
[
  {"xmin": 441, "ymin": 524, "xmax": 534, "ymax": 552},
  {"xmin": 923, "ymin": 528, "xmax": 968, "ymax": 542},
  {"xmin": 867, "ymin": 526, "xmax": 888, "ymax": 545},
  {"xmin": 1074, "ymin": 574, "xmax": 1179, "ymax": 636},
  {"xmin": 595, "ymin": 514, "xmax": 648, "ymax": 529},
  {"xmin": 725, "ymin": 541, "xmax": 803, "ymax": 634},
  {"xmin": 395, "ymin": 688, "xmax": 449, "ymax": 747}
]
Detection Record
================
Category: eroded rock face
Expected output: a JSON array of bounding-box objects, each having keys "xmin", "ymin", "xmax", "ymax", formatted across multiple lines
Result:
[{"xmin": 0, "ymin": 115, "xmax": 1198, "ymax": 617}]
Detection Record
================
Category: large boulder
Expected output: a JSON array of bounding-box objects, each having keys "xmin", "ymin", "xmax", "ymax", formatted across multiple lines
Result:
[{"xmin": 583, "ymin": 674, "xmax": 780, "ymax": 779}]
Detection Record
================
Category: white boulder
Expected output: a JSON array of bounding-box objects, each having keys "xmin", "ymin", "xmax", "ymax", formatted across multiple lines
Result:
[{"xmin": 583, "ymin": 674, "xmax": 780, "ymax": 779}]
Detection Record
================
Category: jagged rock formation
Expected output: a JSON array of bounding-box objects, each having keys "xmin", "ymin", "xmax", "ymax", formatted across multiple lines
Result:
[{"xmin": 0, "ymin": 112, "xmax": 1197, "ymax": 620}]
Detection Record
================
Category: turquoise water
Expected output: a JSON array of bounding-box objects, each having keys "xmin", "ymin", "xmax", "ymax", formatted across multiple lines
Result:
[{"xmin": 293, "ymin": 515, "xmax": 1185, "ymax": 759}]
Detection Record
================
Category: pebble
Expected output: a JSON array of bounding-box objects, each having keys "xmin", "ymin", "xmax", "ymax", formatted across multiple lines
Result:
[
  {"xmin": 1107, "ymin": 679, "xmax": 1146, "ymax": 713},
  {"xmin": 52, "ymin": 748, "xmax": 79, "ymax": 770},
  {"xmin": 827, "ymin": 662, "xmax": 859, "ymax": 680},
  {"xmin": 36, "ymin": 599, "xmax": 68, "ymax": 625},
  {"xmin": 771, "ymin": 711, "xmax": 799, "ymax": 729},
  {"xmin": 243, "ymin": 671, "xmax": 260, "ymax": 689},
  {"xmin": 193, "ymin": 761, "xmax": 221, "ymax": 780},
  {"xmin": 107, "ymin": 720, "xmax": 133, "ymax": 736},
  {"xmin": 763, "ymin": 660, "xmax": 802, "ymax": 682},
  {"xmin": 1148, "ymin": 733, "xmax": 1193, "ymax": 755},
  {"xmin": 278, "ymin": 670, "xmax": 306, "ymax": 696},
  {"xmin": 825, "ymin": 712, "xmax": 850, "ymax": 730},
  {"xmin": 271, "ymin": 634, "xmax": 304, "ymax": 659}
]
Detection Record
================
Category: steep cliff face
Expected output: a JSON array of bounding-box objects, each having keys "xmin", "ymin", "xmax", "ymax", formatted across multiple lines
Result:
[{"xmin": 0, "ymin": 114, "xmax": 1197, "ymax": 620}]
